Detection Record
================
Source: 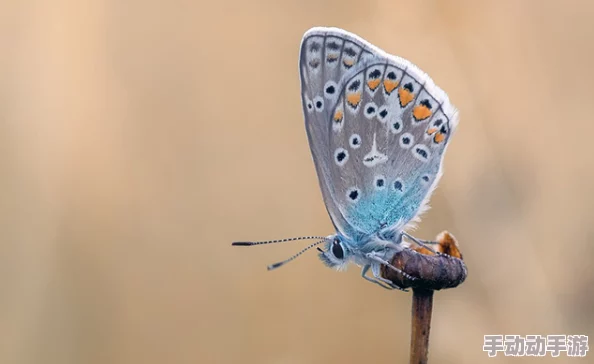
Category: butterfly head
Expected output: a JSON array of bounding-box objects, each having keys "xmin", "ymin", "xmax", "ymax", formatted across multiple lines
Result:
[{"xmin": 317, "ymin": 234, "xmax": 351, "ymax": 270}]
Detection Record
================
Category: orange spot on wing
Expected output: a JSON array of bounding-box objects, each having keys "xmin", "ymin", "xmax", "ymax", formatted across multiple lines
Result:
[
  {"xmin": 333, "ymin": 110, "xmax": 343, "ymax": 121},
  {"xmin": 426, "ymin": 127, "xmax": 438, "ymax": 135},
  {"xmin": 413, "ymin": 105, "xmax": 432, "ymax": 121},
  {"xmin": 343, "ymin": 59, "xmax": 355, "ymax": 67},
  {"xmin": 327, "ymin": 54, "xmax": 338, "ymax": 62},
  {"xmin": 383, "ymin": 80, "xmax": 399, "ymax": 94},
  {"xmin": 398, "ymin": 88, "xmax": 414, "ymax": 107},
  {"xmin": 433, "ymin": 132, "xmax": 446, "ymax": 143},
  {"xmin": 346, "ymin": 92, "xmax": 361, "ymax": 107},
  {"xmin": 367, "ymin": 79, "xmax": 381, "ymax": 91}
]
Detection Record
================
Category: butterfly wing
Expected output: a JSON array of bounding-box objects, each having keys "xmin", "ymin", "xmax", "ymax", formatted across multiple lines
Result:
[
  {"xmin": 299, "ymin": 27, "xmax": 459, "ymax": 240},
  {"xmin": 299, "ymin": 28, "xmax": 376, "ymax": 239}
]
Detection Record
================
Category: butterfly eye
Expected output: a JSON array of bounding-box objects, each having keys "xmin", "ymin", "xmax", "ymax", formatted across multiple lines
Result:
[{"xmin": 332, "ymin": 241, "xmax": 344, "ymax": 259}]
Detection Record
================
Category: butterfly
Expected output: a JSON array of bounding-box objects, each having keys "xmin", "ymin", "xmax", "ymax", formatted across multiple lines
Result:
[{"xmin": 233, "ymin": 27, "xmax": 459, "ymax": 290}]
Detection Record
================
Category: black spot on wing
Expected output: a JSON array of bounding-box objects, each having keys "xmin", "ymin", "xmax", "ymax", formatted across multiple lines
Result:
[
  {"xmin": 327, "ymin": 41, "xmax": 340, "ymax": 50},
  {"xmin": 420, "ymin": 99, "xmax": 432, "ymax": 109},
  {"xmin": 416, "ymin": 147, "xmax": 428, "ymax": 159},
  {"xmin": 349, "ymin": 189, "xmax": 359, "ymax": 200},
  {"xmin": 348, "ymin": 80, "xmax": 361, "ymax": 91},
  {"xmin": 344, "ymin": 47, "xmax": 357, "ymax": 57}
]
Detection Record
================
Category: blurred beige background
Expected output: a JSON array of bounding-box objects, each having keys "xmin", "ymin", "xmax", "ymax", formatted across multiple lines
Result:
[{"xmin": 1, "ymin": 0, "xmax": 593, "ymax": 363}]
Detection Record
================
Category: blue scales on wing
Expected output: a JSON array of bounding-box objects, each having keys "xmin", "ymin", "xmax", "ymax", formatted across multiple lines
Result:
[{"xmin": 299, "ymin": 27, "xmax": 459, "ymax": 242}]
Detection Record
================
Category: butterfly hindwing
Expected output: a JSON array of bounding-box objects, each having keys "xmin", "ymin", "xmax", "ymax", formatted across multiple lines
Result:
[{"xmin": 299, "ymin": 27, "xmax": 458, "ymax": 240}]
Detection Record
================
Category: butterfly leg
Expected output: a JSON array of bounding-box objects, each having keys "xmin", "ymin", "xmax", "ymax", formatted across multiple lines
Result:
[
  {"xmin": 361, "ymin": 265, "xmax": 408, "ymax": 291},
  {"xmin": 361, "ymin": 265, "xmax": 394, "ymax": 290},
  {"xmin": 371, "ymin": 263, "xmax": 409, "ymax": 291},
  {"xmin": 402, "ymin": 232, "xmax": 441, "ymax": 256},
  {"xmin": 365, "ymin": 252, "xmax": 417, "ymax": 281}
]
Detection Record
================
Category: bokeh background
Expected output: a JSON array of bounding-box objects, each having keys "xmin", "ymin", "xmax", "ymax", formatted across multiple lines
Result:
[{"xmin": 1, "ymin": 0, "xmax": 593, "ymax": 363}]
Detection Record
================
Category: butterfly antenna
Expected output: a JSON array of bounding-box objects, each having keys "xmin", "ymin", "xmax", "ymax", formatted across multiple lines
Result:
[
  {"xmin": 232, "ymin": 236, "xmax": 326, "ymax": 246},
  {"xmin": 267, "ymin": 239, "xmax": 327, "ymax": 271}
]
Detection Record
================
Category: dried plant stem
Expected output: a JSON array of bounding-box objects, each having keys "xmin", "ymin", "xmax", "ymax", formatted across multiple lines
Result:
[
  {"xmin": 381, "ymin": 232, "xmax": 467, "ymax": 363},
  {"xmin": 410, "ymin": 288, "xmax": 434, "ymax": 364}
]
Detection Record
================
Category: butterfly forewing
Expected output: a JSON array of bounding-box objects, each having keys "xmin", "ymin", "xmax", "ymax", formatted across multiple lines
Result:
[
  {"xmin": 299, "ymin": 30, "xmax": 374, "ymax": 239},
  {"xmin": 299, "ymin": 27, "xmax": 458, "ymax": 241}
]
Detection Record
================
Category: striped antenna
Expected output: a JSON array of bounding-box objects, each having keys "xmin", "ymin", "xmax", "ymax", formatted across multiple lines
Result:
[
  {"xmin": 267, "ymin": 239, "xmax": 327, "ymax": 271},
  {"xmin": 232, "ymin": 236, "xmax": 326, "ymax": 246}
]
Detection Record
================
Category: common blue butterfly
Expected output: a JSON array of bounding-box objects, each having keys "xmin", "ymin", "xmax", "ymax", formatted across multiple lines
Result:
[{"xmin": 234, "ymin": 27, "xmax": 459, "ymax": 290}]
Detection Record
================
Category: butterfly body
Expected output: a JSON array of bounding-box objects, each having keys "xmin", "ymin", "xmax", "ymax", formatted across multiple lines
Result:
[
  {"xmin": 299, "ymin": 28, "xmax": 459, "ymax": 288},
  {"xmin": 318, "ymin": 232, "xmax": 401, "ymax": 267}
]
